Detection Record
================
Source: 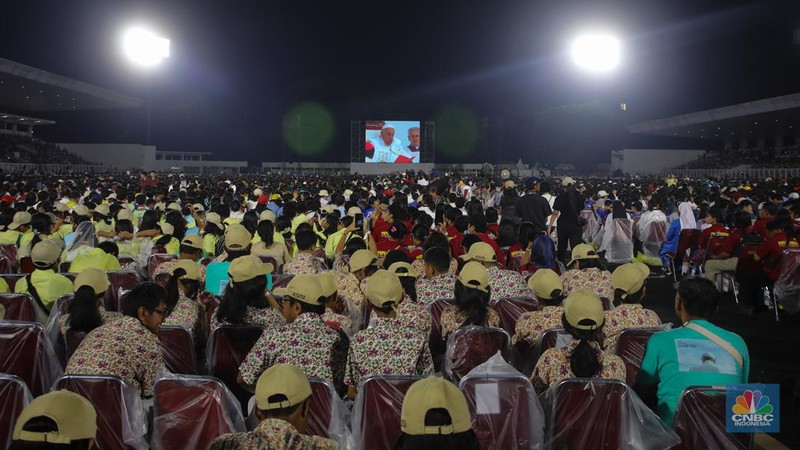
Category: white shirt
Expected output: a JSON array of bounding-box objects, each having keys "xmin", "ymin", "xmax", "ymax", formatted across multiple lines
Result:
[{"xmin": 368, "ymin": 137, "xmax": 414, "ymax": 163}]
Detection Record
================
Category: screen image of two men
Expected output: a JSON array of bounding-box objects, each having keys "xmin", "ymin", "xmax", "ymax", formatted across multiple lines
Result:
[{"xmin": 365, "ymin": 122, "xmax": 421, "ymax": 163}]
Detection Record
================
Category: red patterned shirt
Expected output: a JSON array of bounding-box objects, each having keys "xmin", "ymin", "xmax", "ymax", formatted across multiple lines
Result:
[
  {"xmin": 440, "ymin": 305, "xmax": 501, "ymax": 341},
  {"xmin": 66, "ymin": 316, "xmax": 163, "ymax": 397},
  {"xmin": 415, "ymin": 274, "xmax": 457, "ymax": 305},
  {"xmin": 531, "ymin": 340, "xmax": 626, "ymax": 393},
  {"xmin": 512, "ymin": 306, "xmax": 564, "ymax": 346},
  {"xmin": 602, "ymin": 304, "xmax": 661, "ymax": 351},
  {"xmin": 486, "ymin": 266, "xmax": 531, "ymax": 299},
  {"xmin": 561, "ymin": 268, "xmax": 614, "ymax": 301},
  {"xmin": 210, "ymin": 305, "xmax": 285, "ymax": 330}
]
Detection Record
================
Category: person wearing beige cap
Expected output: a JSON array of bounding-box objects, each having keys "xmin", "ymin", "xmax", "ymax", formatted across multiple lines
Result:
[
  {"xmin": 205, "ymin": 223, "xmax": 255, "ymax": 296},
  {"xmin": 210, "ymin": 255, "xmax": 284, "ymax": 330},
  {"xmin": 59, "ymin": 267, "xmax": 121, "ymax": 339},
  {"xmin": 152, "ymin": 221, "xmax": 180, "ymax": 255},
  {"xmin": 561, "ymin": 243, "xmax": 614, "ymax": 301},
  {"xmin": 10, "ymin": 389, "xmax": 98, "ymax": 450},
  {"xmin": 152, "ymin": 234, "xmax": 208, "ymax": 281},
  {"xmin": 0, "ymin": 210, "xmax": 33, "ymax": 246},
  {"xmin": 160, "ymin": 259, "xmax": 205, "ymax": 333},
  {"xmin": 603, "ymin": 263, "xmax": 661, "ymax": 350},
  {"xmin": 238, "ymin": 274, "xmax": 348, "ymax": 392},
  {"xmin": 394, "ymin": 376, "xmax": 479, "ymax": 449},
  {"xmin": 317, "ymin": 271, "xmax": 352, "ymax": 335},
  {"xmin": 512, "ymin": 268, "xmax": 567, "ymax": 347},
  {"xmin": 460, "ymin": 240, "xmax": 529, "ymax": 299},
  {"xmin": 530, "ymin": 289, "xmax": 625, "ymax": 393},
  {"xmin": 211, "ymin": 364, "xmax": 337, "ymax": 450},
  {"xmin": 439, "ymin": 261, "xmax": 501, "ymax": 341},
  {"xmin": 344, "ymin": 270, "xmax": 433, "ymax": 399},
  {"xmin": 349, "ymin": 249, "xmax": 379, "ymax": 282},
  {"xmin": 92, "ymin": 203, "xmax": 115, "ymax": 238},
  {"xmin": 252, "ymin": 219, "xmax": 289, "ymax": 270},
  {"xmin": 68, "ymin": 241, "xmax": 123, "ymax": 273},
  {"xmin": 282, "ymin": 228, "xmax": 327, "ymax": 276},
  {"xmin": 15, "ymin": 239, "xmax": 74, "ymax": 317},
  {"xmin": 201, "ymin": 211, "xmax": 226, "ymax": 257}
]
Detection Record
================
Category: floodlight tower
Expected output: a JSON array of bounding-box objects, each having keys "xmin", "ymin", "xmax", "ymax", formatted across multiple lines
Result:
[
  {"xmin": 571, "ymin": 33, "xmax": 620, "ymax": 73},
  {"xmin": 122, "ymin": 27, "xmax": 170, "ymax": 145}
]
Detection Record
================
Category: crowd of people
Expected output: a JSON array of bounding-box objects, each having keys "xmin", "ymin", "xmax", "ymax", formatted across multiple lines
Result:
[
  {"xmin": 1, "ymin": 167, "xmax": 798, "ymax": 449},
  {"xmin": 676, "ymin": 145, "xmax": 800, "ymax": 170},
  {"xmin": 0, "ymin": 134, "xmax": 95, "ymax": 166}
]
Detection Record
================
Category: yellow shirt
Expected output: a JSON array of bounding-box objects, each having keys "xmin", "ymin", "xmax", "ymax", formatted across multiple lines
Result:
[
  {"xmin": 0, "ymin": 230, "xmax": 22, "ymax": 245},
  {"xmin": 223, "ymin": 217, "xmax": 242, "ymax": 226},
  {"xmin": 116, "ymin": 239, "xmax": 143, "ymax": 259},
  {"xmin": 324, "ymin": 229, "xmax": 347, "ymax": 260},
  {"xmin": 57, "ymin": 224, "xmax": 73, "ymax": 240},
  {"xmin": 15, "ymin": 269, "xmax": 74, "ymax": 312},
  {"xmin": 153, "ymin": 235, "xmax": 180, "ymax": 255},
  {"xmin": 291, "ymin": 214, "xmax": 309, "ymax": 232},
  {"xmin": 203, "ymin": 234, "xmax": 219, "ymax": 256},
  {"xmin": 93, "ymin": 219, "xmax": 115, "ymax": 235},
  {"xmin": 251, "ymin": 231, "xmax": 285, "ymax": 245},
  {"xmin": 69, "ymin": 248, "xmax": 122, "ymax": 272},
  {"xmin": 0, "ymin": 277, "xmax": 9, "ymax": 293}
]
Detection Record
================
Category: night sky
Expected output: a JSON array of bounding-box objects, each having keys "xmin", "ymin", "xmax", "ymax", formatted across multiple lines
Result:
[{"xmin": 2, "ymin": 0, "xmax": 800, "ymax": 167}]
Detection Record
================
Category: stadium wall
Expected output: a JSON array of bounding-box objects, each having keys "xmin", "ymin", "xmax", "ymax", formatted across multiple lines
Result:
[
  {"xmin": 350, "ymin": 163, "xmax": 434, "ymax": 175},
  {"xmin": 59, "ymin": 143, "xmax": 247, "ymax": 173},
  {"xmin": 612, "ymin": 149, "xmax": 707, "ymax": 175}
]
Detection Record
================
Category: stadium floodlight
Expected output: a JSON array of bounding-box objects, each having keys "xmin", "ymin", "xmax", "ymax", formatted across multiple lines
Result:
[
  {"xmin": 570, "ymin": 33, "xmax": 620, "ymax": 72},
  {"xmin": 123, "ymin": 27, "xmax": 170, "ymax": 67}
]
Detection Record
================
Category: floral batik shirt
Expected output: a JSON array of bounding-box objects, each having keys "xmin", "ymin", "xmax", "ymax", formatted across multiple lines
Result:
[
  {"xmin": 602, "ymin": 304, "xmax": 661, "ymax": 351},
  {"xmin": 210, "ymin": 418, "xmax": 337, "ymax": 450},
  {"xmin": 531, "ymin": 339, "xmax": 626, "ymax": 393},
  {"xmin": 512, "ymin": 306, "xmax": 565, "ymax": 346}
]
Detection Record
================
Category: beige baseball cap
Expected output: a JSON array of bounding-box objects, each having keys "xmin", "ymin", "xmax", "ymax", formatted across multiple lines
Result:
[
  {"xmin": 205, "ymin": 212, "xmax": 223, "ymax": 229},
  {"xmin": 180, "ymin": 234, "xmax": 203, "ymax": 251},
  {"xmin": 156, "ymin": 222, "xmax": 175, "ymax": 236},
  {"xmin": 228, "ymin": 255, "xmax": 274, "ymax": 283},
  {"xmin": 31, "ymin": 240, "xmax": 61, "ymax": 266},
  {"xmin": 366, "ymin": 270, "xmax": 403, "ymax": 308},
  {"xmin": 320, "ymin": 204, "xmax": 335, "ymax": 215},
  {"xmin": 13, "ymin": 390, "xmax": 97, "ymax": 444},
  {"xmin": 224, "ymin": 224, "xmax": 252, "ymax": 250},
  {"xmin": 255, "ymin": 364, "xmax": 312, "ymax": 411},
  {"xmin": 561, "ymin": 176, "xmax": 575, "ymax": 187},
  {"xmin": 172, "ymin": 260, "xmax": 202, "ymax": 281},
  {"xmin": 458, "ymin": 261, "xmax": 489, "ymax": 293},
  {"xmin": 388, "ymin": 261, "xmax": 417, "ymax": 278},
  {"xmin": 273, "ymin": 274, "xmax": 323, "ymax": 305},
  {"xmin": 400, "ymin": 377, "xmax": 471, "ymax": 435},
  {"xmin": 318, "ymin": 189, "xmax": 329, "ymax": 197},
  {"xmin": 563, "ymin": 289, "xmax": 605, "ymax": 331},
  {"xmin": 117, "ymin": 208, "xmax": 134, "ymax": 222},
  {"xmin": 318, "ymin": 272, "xmax": 337, "ymax": 297},
  {"xmin": 192, "ymin": 203, "xmax": 205, "ymax": 212},
  {"xmin": 504, "ymin": 180, "xmax": 515, "ymax": 189},
  {"xmin": 611, "ymin": 262, "xmax": 650, "ymax": 298},
  {"xmin": 346, "ymin": 206, "xmax": 362, "ymax": 218},
  {"xmin": 459, "ymin": 241, "xmax": 497, "ymax": 263},
  {"xmin": 253, "ymin": 188, "xmax": 263, "ymax": 197},
  {"xmin": 8, "ymin": 211, "xmax": 32, "ymax": 230},
  {"xmin": 568, "ymin": 243, "xmax": 600, "ymax": 266},
  {"xmin": 54, "ymin": 202, "xmax": 70, "ymax": 213},
  {"xmin": 74, "ymin": 267, "xmax": 110, "ymax": 295},
  {"xmin": 349, "ymin": 249, "xmax": 378, "ymax": 273},
  {"xmin": 167, "ymin": 202, "xmax": 182, "ymax": 212},
  {"xmin": 72, "ymin": 204, "xmax": 90, "ymax": 217},
  {"xmin": 259, "ymin": 210, "xmax": 276, "ymax": 223},
  {"xmin": 528, "ymin": 268, "xmax": 563, "ymax": 300},
  {"xmin": 93, "ymin": 204, "xmax": 110, "ymax": 217}
]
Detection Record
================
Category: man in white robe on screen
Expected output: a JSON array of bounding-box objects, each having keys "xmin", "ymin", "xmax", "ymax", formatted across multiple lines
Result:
[{"xmin": 368, "ymin": 123, "xmax": 416, "ymax": 163}]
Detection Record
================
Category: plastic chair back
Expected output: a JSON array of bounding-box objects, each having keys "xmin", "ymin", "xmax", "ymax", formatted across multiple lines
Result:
[
  {"xmin": 672, "ymin": 386, "xmax": 753, "ymax": 450},
  {"xmin": 153, "ymin": 376, "xmax": 245, "ymax": 450},
  {"xmin": 106, "ymin": 271, "xmax": 141, "ymax": 312},
  {"xmin": 271, "ymin": 274, "xmax": 294, "ymax": 289},
  {"xmin": 426, "ymin": 298, "xmax": 455, "ymax": 364},
  {"xmin": 148, "ymin": 254, "xmax": 177, "ymax": 280},
  {"xmin": 614, "ymin": 327, "xmax": 661, "ymax": 386},
  {"xmin": 493, "ymin": 296, "xmax": 540, "ymax": 336},
  {"xmin": 352, "ymin": 376, "xmax": 422, "ymax": 450},
  {"xmin": 674, "ymin": 229, "xmax": 700, "ymax": 258},
  {"xmin": 444, "ymin": 326, "xmax": 511, "ymax": 384},
  {"xmin": 0, "ymin": 374, "xmax": 32, "ymax": 450},
  {"xmin": 159, "ymin": 325, "xmax": 197, "ymax": 374},
  {"xmin": 775, "ymin": 249, "xmax": 800, "ymax": 315},
  {"xmin": 0, "ymin": 244, "xmax": 18, "ymax": 272},
  {"xmin": 0, "ymin": 274, "xmax": 25, "ymax": 291},
  {"xmin": 642, "ymin": 221, "xmax": 667, "ymax": 259},
  {"xmin": 207, "ymin": 325, "xmax": 264, "ymax": 415},
  {"xmin": 0, "ymin": 293, "xmax": 37, "ymax": 322},
  {"xmin": 18, "ymin": 257, "xmax": 35, "ymax": 275},
  {"xmin": 307, "ymin": 377, "xmax": 336, "ymax": 438},
  {"xmin": 548, "ymin": 379, "xmax": 628, "ymax": 450},
  {"xmin": 0, "ymin": 321, "xmax": 61, "ymax": 396}
]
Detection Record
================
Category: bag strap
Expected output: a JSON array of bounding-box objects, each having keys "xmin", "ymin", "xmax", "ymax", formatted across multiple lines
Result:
[
  {"xmin": 25, "ymin": 274, "xmax": 49, "ymax": 313},
  {"xmin": 685, "ymin": 322, "xmax": 743, "ymax": 368}
]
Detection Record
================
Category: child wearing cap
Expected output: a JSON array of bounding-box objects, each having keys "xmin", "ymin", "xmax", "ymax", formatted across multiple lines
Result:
[
  {"xmin": 512, "ymin": 269, "xmax": 567, "ymax": 347},
  {"xmin": 211, "ymin": 255, "xmax": 284, "ymax": 330},
  {"xmin": 604, "ymin": 263, "xmax": 661, "ymax": 350},
  {"xmin": 459, "ymin": 241, "xmax": 529, "ymax": 299},
  {"xmin": 238, "ymin": 274, "xmax": 348, "ymax": 393},
  {"xmin": 67, "ymin": 241, "xmax": 122, "ymax": 273},
  {"xmin": 530, "ymin": 290, "xmax": 626, "ymax": 393},
  {"xmin": 205, "ymin": 224, "xmax": 255, "ymax": 296},
  {"xmin": 393, "ymin": 376, "xmax": 480, "ymax": 450},
  {"xmin": 560, "ymin": 243, "xmax": 614, "ymax": 301},
  {"xmin": 439, "ymin": 262, "xmax": 501, "ymax": 341},
  {"xmin": 153, "ymin": 221, "xmax": 180, "ymax": 255},
  {"xmin": 10, "ymin": 390, "xmax": 98, "ymax": 450},
  {"xmin": 59, "ymin": 267, "xmax": 121, "ymax": 339},
  {"xmin": 210, "ymin": 364, "xmax": 337, "ymax": 450},
  {"xmin": 345, "ymin": 270, "xmax": 433, "ymax": 400},
  {"xmin": 201, "ymin": 212, "xmax": 225, "ymax": 257},
  {"xmin": 318, "ymin": 271, "xmax": 353, "ymax": 334},
  {"xmin": 15, "ymin": 240, "xmax": 74, "ymax": 319},
  {"xmin": 282, "ymin": 228, "xmax": 326, "ymax": 276},
  {"xmin": 162, "ymin": 260, "xmax": 205, "ymax": 334},
  {"xmin": 152, "ymin": 234, "xmax": 208, "ymax": 281},
  {"xmin": 0, "ymin": 211, "xmax": 32, "ymax": 246},
  {"xmin": 252, "ymin": 219, "xmax": 289, "ymax": 271}
]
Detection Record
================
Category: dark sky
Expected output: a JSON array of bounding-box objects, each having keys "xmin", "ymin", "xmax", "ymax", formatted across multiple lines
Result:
[{"xmin": 2, "ymin": 0, "xmax": 800, "ymax": 166}]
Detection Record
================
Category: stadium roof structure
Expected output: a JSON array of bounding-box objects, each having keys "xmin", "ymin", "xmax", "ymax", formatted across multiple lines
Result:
[
  {"xmin": 0, "ymin": 57, "xmax": 142, "ymax": 112},
  {"xmin": 627, "ymin": 92, "xmax": 800, "ymax": 141},
  {"xmin": 0, "ymin": 112, "xmax": 55, "ymax": 126}
]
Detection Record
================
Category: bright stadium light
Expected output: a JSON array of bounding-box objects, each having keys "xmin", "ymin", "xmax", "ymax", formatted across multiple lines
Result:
[
  {"xmin": 123, "ymin": 27, "xmax": 170, "ymax": 67},
  {"xmin": 571, "ymin": 33, "xmax": 620, "ymax": 72}
]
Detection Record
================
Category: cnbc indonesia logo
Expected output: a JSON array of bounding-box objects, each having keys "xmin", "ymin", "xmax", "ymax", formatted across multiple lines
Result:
[{"xmin": 730, "ymin": 390, "xmax": 774, "ymax": 428}]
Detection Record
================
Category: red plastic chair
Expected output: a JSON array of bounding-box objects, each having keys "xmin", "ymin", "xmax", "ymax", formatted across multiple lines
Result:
[
  {"xmin": 106, "ymin": 271, "xmax": 142, "ymax": 312},
  {"xmin": 0, "ymin": 293, "xmax": 37, "ymax": 322},
  {"xmin": 153, "ymin": 376, "xmax": 245, "ymax": 450},
  {"xmin": 666, "ymin": 229, "xmax": 700, "ymax": 281},
  {"xmin": 0, "ymin": 257, "xmax": 9, "ymax": 275},
  {"xmin": 199, "ymin": 257, "xmax": 213, "ymax": 266},
  {"xmin": 148, "ymin": 254, "xmax": 177, "ymax": 280},
  {"xmin": 154, "ymin": 272, "xmax": 170, "ymax": 288},
  {"xmin": 672, "ymin": 386, "xmax": 753, "ymax": 450},
  {"xmin": 55, "ymin": 375, "xmax": 147, "ymax": 450},
  {"xmin": 426, "ymin": 298, "xmax": 455, "ymax": 367},
  {"xmin": 159, "ymin": 325, "xmax": 197, "ymax": 375},
  {"xmin": 0, "ymin": 374, "xmax": 31, "ymax": 450},
  {"xmin": 270, "ymin": 274, "xmax": 294, "ymax": 289},
  {"xmin": 353, "ymin": 376, "xmax": 423, "ymax": 450},
  {"xmin": 774, "ymin": 249, "xmax": 800, "ymax": 315},
  {"xmin": 0, "ymin": 244, "xmax": 18, "ymax": 272},
  {"xmin": 18, "ymin": 257, "xmax": 35, "ymax": 275},
  {"xmin": 0, "ymin": 321, "xmax": 61, "ymax": 396},
  {"xmin": 444, "ymin": 326, "xmax": 511, "ymax": 384},
  {"xmin": 614, "ymin": 327, "xmax": 661, "ymax": 386},
  {"xmin": 307, "ymin": 377, "xmax": 336, "ymax": 438},
  {"xmin": 207, "ymin": 325, "xmax": 264, "ymax": 415},
  {"xmin": 256, "ymin": 255, "xmax": 278, "ymax": 273},
  {"xmin": 513, "ymin": 327, "xmax": 570, "ymax": 377},
  {"xmin": 493, "ymin": 296, "xmax": 540, "ymax": 336},
  {"xmin": 55, "ymin": 294, "xmax": 75, "ymax": 316},
  {"xmin": 547, "ymin": 379, "xmax": 628, "ymax": 450},
  {"xmin": 460, "ymin": 373, "xmax": 541, "ymax": 450}
]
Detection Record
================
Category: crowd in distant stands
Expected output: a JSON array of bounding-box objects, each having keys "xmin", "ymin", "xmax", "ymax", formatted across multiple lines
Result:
[
  {"xmin": 0, "ymin": 134, "xmax": 95, "ymax": 165},
  {"xmin": 675, "ymin": 145, "xmax": 800, "ymax": 170},
  {"xmin": 2, "ymin": 168, "xmax": 799, "ymax": 449}
]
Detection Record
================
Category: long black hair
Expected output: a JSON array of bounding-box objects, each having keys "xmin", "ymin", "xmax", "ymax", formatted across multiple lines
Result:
[
  {"xmin": 215, "ymin": 275, "xmax": 268, "ymax": 325},
  {"xmin": 257, "ymin": 220, "xmax": 275, "ymax": 247},
  {"xmin": 165, "ymin": 268, "xmax": 200, "ymax": 315},
  {"xmin": 454, "ymin": 279, "xmax": 491, "ymax": 328},
  {"xmin": 28, "ymin": 213, "xmax": 53, "ymax": 250},
  {"xmin": 165, "ymin": 210, "xmax": 187, "ymax": 241},
  {"xmin": 67, "ymin": 285, "xmax": 104, "ymax": 333},
  {"xmin": 562, "ymin": 314, "xmax": 604, "ymax": 378}
]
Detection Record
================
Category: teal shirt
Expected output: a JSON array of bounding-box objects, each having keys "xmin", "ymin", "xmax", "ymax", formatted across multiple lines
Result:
[
  {"xmin": 637, "ymin": 320, "xmax": 749, "ymax": 426},
  {"xmin": 205, "ymin": 261, "xmax": 272, "ymax": 296}
]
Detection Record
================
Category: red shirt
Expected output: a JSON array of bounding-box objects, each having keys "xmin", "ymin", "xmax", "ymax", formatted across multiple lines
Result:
[
  {"xmin": 756, "ymin": 231, "xmax": 800, "ymax": 281},
  {"xmin": 699, "ymin": 224, "xmax": 730, "ymax": 256},
  {"xmin": 752, "ymin": 218, "xmax": 771, "ymax": 238},
  {"xmin": 407, "ymin": 246, "xmax": 424, "ymax": 261},
  {"xmin": 487, "ymin": 223, "xmax": 499, "ymax": 237},
  {"xmin": 376, "ymin": 240, "xmax": 402, "ymax": 258},
  {"xmin": 450, "ymin": 233, "xmax": 466, "ymax": 258}
]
